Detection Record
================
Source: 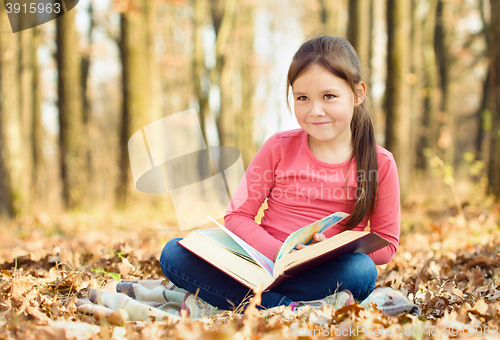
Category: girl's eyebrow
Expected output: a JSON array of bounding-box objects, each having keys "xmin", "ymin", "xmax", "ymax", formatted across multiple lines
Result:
[
  {"xmin": 322, "ymin": 88, "xmax": 342, "ymax": 93},
  {"xmin": 293, "ymin": 88, "xmax": 342, "ymax": 95}
]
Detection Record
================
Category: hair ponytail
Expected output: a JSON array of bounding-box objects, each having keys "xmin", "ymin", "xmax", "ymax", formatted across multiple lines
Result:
[{"xmin": 345, "ymin": 98, "xmax": 378, "ymax": 229}]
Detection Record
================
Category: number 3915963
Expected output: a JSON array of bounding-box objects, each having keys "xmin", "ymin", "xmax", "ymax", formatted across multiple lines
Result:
[{"xmin": 5, "ymin": 2, "xmax": 62, "ymax": 14}]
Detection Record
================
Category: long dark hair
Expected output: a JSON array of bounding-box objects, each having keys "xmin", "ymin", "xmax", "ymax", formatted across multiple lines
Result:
[{"xmin": 286, "ymin": 36, "xmax": 378, "ymax": 229}]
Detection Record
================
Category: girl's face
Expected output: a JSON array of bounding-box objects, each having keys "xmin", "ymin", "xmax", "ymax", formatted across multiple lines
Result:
[{"xmin": 292, "ymin": 63, "xmax": 365, "ymax": 153}]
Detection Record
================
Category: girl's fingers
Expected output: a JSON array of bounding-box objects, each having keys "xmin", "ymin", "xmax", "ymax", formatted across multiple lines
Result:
[
  {"xmin": 296, "ymin": 233, "xmax": 326, "ymax": 251},
  {"xmin": 311, "ymin": 233, "xmax": 326, "ymax": 244}
]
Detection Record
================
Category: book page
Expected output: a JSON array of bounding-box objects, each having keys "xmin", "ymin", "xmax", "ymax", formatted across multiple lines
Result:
[
  {"xmin": 206, "ymin": 215, "xmax": 275, "ymax": 276},
  {"xmin": 178, "ymin": 230, "xmax": 275, "ymax": 289},
  {"xmin": 196, "ymin": 229, "xmax": 256, "ymax": 263},
  {"xmin": 275, "ymin": 212, "xmax": 349, "ymax": 262}
]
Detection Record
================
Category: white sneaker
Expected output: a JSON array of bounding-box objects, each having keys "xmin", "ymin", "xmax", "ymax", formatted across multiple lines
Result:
[
  {"xmin": 289, "ymin": 289, "xmax": 355, "ymax": 312},
  {"xmin": 180, "ymin": 292, "xmax": 221, "ymax": 318}
]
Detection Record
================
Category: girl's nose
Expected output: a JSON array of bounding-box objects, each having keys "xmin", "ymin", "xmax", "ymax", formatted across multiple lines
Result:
[{"xmin": 309, "ymin": 101, "xmax": 325, "ymax": 116}]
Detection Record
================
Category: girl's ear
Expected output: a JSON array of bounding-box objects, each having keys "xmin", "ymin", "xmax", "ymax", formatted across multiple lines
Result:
[{"xmin": 354, "ymin": 81, "xmax": 367, "ymax": 107}]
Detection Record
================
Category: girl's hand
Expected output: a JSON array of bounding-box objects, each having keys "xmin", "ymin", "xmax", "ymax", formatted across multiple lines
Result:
[
  {"xmin": 274, "ymin": 233, "xmax": 326, "ymax": 261},
  {"xmin": 295, "ymin": 233, "xmax": 326, "ymax": 250}
]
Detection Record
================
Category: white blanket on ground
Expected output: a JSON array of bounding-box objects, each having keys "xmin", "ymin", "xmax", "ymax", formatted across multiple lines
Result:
[
  {"xmin": 360, "ymin": 287, "xmax": 421, "ymax": 316},
  {"xmin": 76, "ymin": 280, "xmax": 421, "ymax": 322}
]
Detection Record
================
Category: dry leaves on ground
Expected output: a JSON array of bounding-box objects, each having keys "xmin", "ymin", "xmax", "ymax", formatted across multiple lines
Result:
[{"xmin": 0, "ymin": 204, "xmax": 499, "ymax": 339}]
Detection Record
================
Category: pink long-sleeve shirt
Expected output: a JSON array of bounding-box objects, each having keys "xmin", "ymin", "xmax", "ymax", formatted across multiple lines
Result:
[{"xmin": 224, "ymin": 128, "xmax": 401, "ymax": 265}]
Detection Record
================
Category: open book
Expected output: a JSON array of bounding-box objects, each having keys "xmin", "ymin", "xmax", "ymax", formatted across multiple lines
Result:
[{"xmin": 177, "ymin": 212, "xmax": 391, "ymax": 291}]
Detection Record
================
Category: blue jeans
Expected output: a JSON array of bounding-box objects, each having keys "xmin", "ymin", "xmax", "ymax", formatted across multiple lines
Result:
[{"xmin": 159, "ymin": 238, "xmax": 377, "ymax": 310}]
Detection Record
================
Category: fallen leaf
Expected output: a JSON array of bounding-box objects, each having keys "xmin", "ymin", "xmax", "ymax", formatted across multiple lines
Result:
[
  {"xmin": 33, "ymin": 321, "xmax": 101, "ymax": 340},
  {"xmin": 467, "ymin": 267, "xmax": 485, "ymax": 288},
  {"xmin": 10, "ymin": 277, "xmax": 34, "ymax": 299},
  {"xmin": 451, "ymin": 288, "xmax": 463, "ymax": 298},
  {"xmin": 471, "ymin": 298, "xmax": 488, "ymax": 315},
  {"xmin": 116, "ymin": 258, "xmax": 136, "ymax": 277},
  {"xmin": 108, "ymin": 309, "xmax": 128, "ymax": 326}
]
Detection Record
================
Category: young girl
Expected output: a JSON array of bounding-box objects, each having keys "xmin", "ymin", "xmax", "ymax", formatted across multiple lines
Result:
[{"xmin": 159, "ymin": 36, "xmax": 400, "ymax": 314}]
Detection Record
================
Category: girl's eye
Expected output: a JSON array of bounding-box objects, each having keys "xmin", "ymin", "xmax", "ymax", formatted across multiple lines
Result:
[
  {"xmin": 297, "ymin": 96, "xmax": 308, "ymax": 101},
  {"xmin": 324, "ymin": 94, "xmax": 336, "ymax": 99}
]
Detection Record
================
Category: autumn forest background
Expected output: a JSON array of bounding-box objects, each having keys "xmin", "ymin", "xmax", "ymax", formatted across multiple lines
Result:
[{"xmin": 0, "ymin": 0, "xmax": 499, "ymax": 338}]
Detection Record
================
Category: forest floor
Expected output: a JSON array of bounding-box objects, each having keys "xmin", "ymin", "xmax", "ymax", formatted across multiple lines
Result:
[{"xmin": 0, "ymin": 189, "xmax": 499, "ymax": 339}]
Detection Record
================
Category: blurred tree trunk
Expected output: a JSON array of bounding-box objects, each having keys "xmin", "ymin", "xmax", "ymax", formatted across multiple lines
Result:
[
  {"xmin": 147, "ymin": 1, "xmax": 162, "ymax": 122},
  {"xmin": 19, "ymin": 28, "xmax": 37, "ymax": 212},
  {"xmin": 347, "ymin": 0, "xmax": 371, "ymax": 79},
  {"xmin": 384, "ymin": 0, "xmax": 412, "ymax": 198},
  {"xmin": 487, "ymin": 0, "xmax": 500, "ymax": 198},
  {"xmin": 116, "ymin": 0, "xmax": 151, "ymax": 207},
  {"xmin": 211, "ymin": 0, "xmax": 236, "ymax": 146},
  {"xmin": 146, "ymin": 0, "xmax": 164, "ymax": 208},
  {"xmin": 193, "ymin": 0, "xmax": 211, "ymax": 144},
  {"xmin": 0, "ymin": 5, "xmax": 25, "ymax": 217},
  {"xmin": 347, "ymin": 0, "xmax": 374, "ymax": 133},
  {"xmin": 368, "ymin": 0, "xmax": 374, "ymax": 79},
  {"xmin": 230, "ymin": 2, "xmax": 256, "ymax": 167},
  {"xmin": 434, "ymin": 0, "xmax": 454, "ymax": 165},
  {"xmin": 418, "ymin": 0, "xmax": 440, "ymax": 169},
  {"xmin": 410, "ymin": 0, "xmax": 425, "ymax": 170},
  {"xmin": 475, "ymin": 0, "xmax": 490, "ymax": 162},
  {"xmin": 56, "ymin": 10, "xmax": 86, "ymax": 210},
  {"xmin": 475, "ymin": 67, "xmax": 490, "ymax": 164},
  {"xmin": 81, "ymin": 2, "xmax": 94, "ymax": 199},
  {"xmin": 369, "ymin": 0, "xmax": 385, "ymax": 131},
  {"xmin": 318, "ymin": 0, "xmax": 343, "ymax": 36},
  {"xmin": 32, "ymin": 30, "xmax": 44, "ymax": 206}
]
